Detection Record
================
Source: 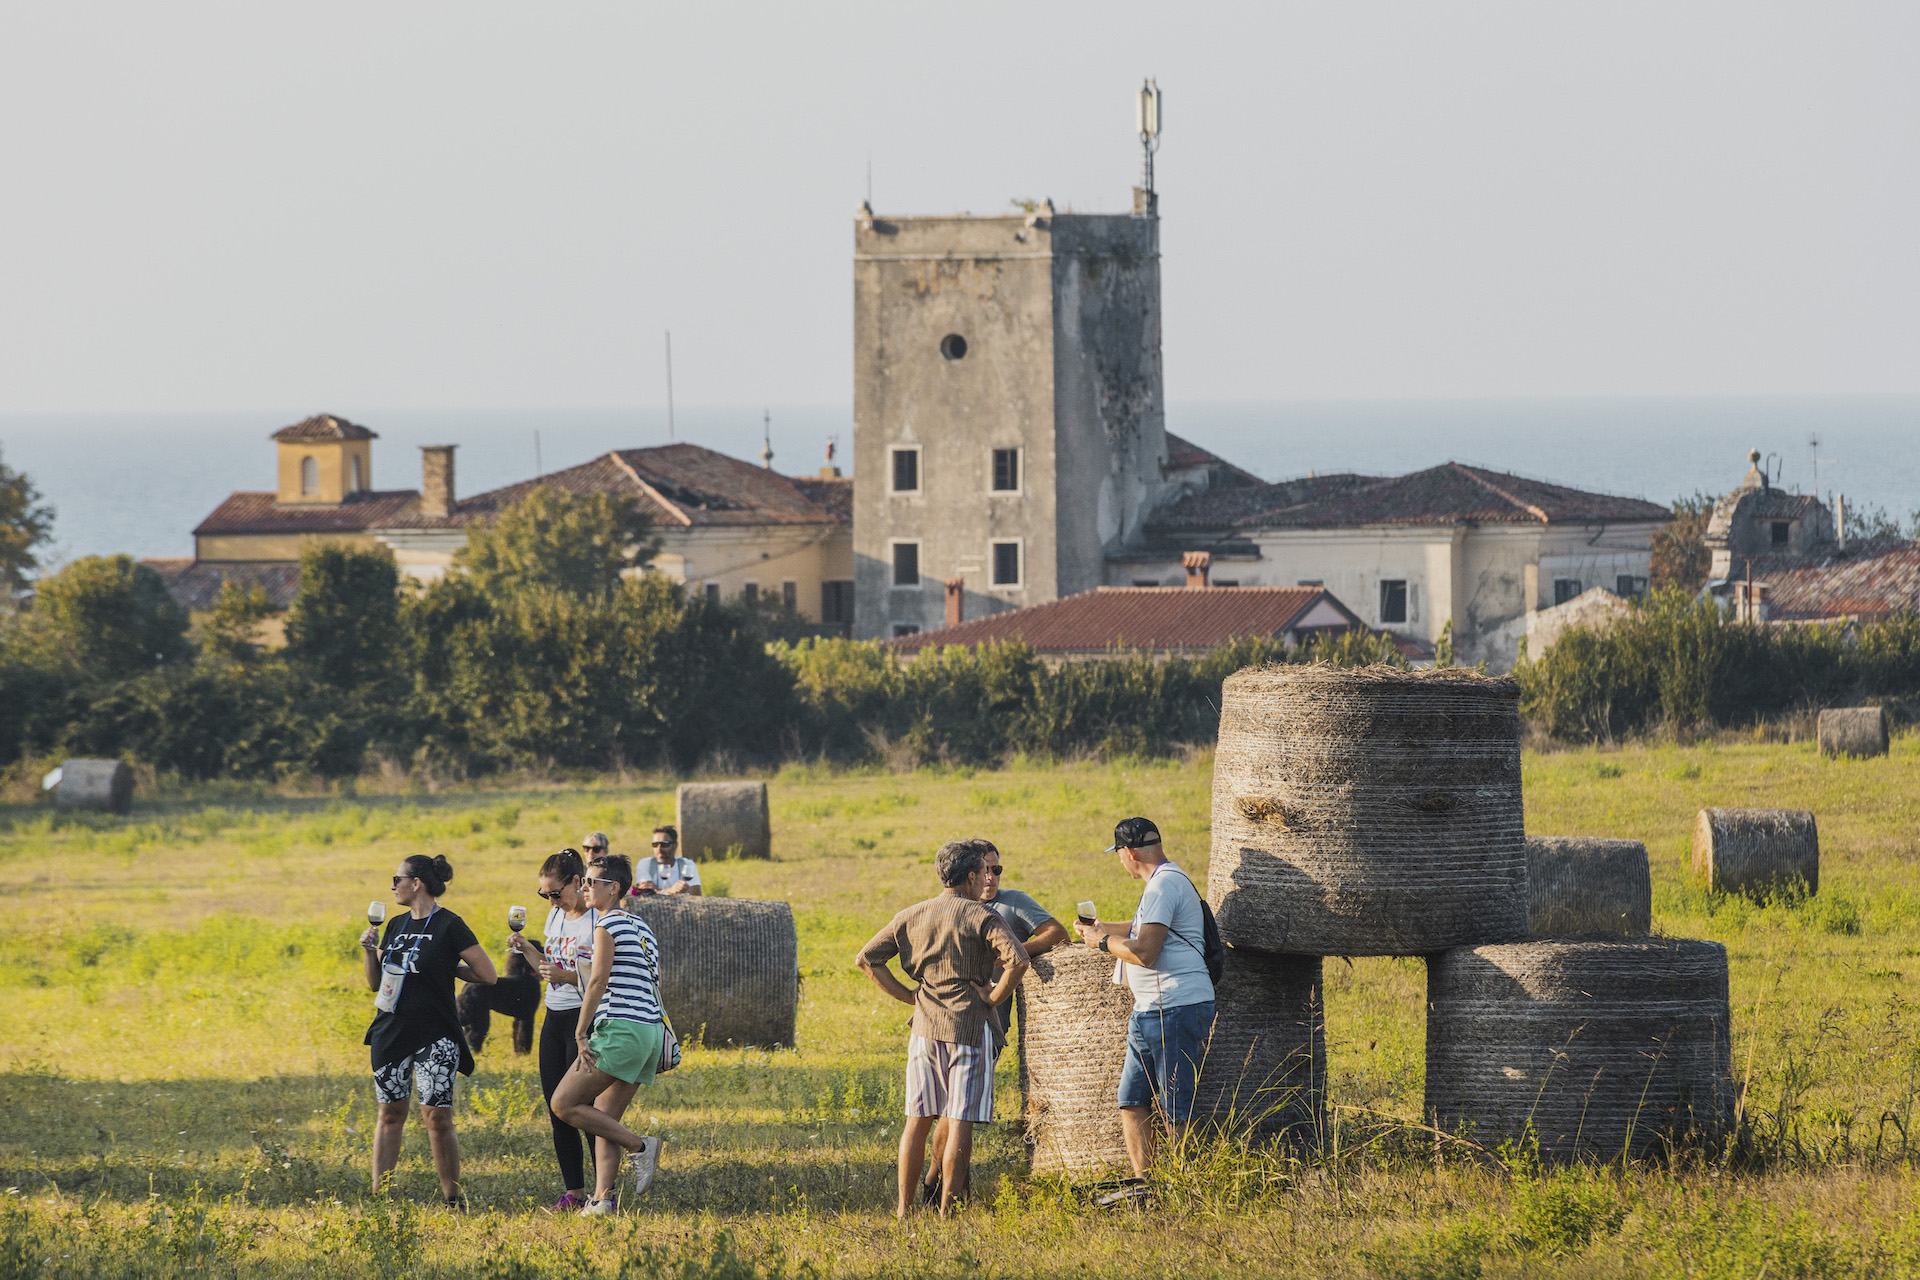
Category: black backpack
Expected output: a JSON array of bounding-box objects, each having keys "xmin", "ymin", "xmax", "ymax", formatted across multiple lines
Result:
[{"xmin": 1163, "ymin": 868, "xmax": 1226, "ymax": 984}]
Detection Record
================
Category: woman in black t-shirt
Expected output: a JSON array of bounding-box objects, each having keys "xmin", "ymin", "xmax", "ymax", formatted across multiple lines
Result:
[{"xmin": 360, "ymin": 854, "xmax": 497, "ymax": 1204}]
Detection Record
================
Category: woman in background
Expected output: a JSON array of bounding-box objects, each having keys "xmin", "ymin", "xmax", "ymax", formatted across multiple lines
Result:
[
  {"xmin": 360, "ymin": 853, "xmax": 497, "ymax": 1206},
  {"xmin": 509, "ymin": 847, "xmax": 600, "ymax": 1212}
]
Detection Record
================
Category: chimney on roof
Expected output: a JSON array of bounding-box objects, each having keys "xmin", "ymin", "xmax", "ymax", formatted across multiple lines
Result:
[
  {"xmin": 1183, "ymin": 551, "xmax": 1211, "ymax": 589},
  {"xmin": 420, "ymin": 445, "xmax": 456, "ymax": 518},
  {"xmin": 945, "ymin": 577, "xmax": 965, "ymax": 628},
  {"xmin": 820, "ymin": 436, "xmax": 842, "ymax": 479}
]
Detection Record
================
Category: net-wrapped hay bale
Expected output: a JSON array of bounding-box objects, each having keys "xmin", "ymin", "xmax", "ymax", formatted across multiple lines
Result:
[
  {"xmin": 1195, "ymin": 949, "xmax": 1325, "ymax": 1146},
  {"xmin": 1692, "ymin": 808, "xmax": 1818, "ymax": 899},
  {"xmin": 1426, "ymin": 938, "xmax": 1733, "ymax": 1158},
  {"xmin": 1209, "ymin": 664, "xmax": 1528, "ymax": 955},
  {"xmin": 1527, "ymin": 837, "xmax": 1652, "ymax": 937},
  {"xmin": 56, "ymin": 759, "xmax": 134, "ymax": 815},
  {"xmin": 1818, "ymin": 707, "xmax": 1888, "ymax": 759},
  {"xmin": 627, "ymin": 896, "xmax": 797, "ymax": 1047},
  {"xmin": 1018, "ymin": 946, "xmax": 1133, "ymax": 1175},
  {"xmin": 677, "ymin": 781, "xmax": 771, "ymax": 860}
]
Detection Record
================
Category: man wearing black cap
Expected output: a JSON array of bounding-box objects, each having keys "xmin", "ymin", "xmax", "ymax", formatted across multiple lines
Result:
[{"xmin": 1075, "ymin": 816, "xmax": 1215, "ymax": 1201}]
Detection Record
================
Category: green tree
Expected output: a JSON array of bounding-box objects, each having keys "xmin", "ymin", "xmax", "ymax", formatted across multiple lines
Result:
[
  {"xmin": 1651, "ymin": 491, "xmax": 1716, "ymax": 593},
  {"xmin": 283, "ymin": 544, "xmax": 401, "ymax": 688},
  {"xmin": 29, "ymin": 555, "xmax": 189, "ymax": 679},
  {"xmin": 202, "ymin": 580, "xmax": 275, "ymax": 663},
  {"xmin": 455, "ymin": 485, "xmax": 659, "ymax": 598},
  {"xmin": 0, "ymin": 447, "xmax": 54, "ymax": 600}
]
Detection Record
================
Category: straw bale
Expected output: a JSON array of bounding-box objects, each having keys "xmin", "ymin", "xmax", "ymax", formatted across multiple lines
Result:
[
  {"xmin": 1527, "ymin": 837, "xmax": 1652, "ymax": 938},
  {"xmin": 56, "ymin": 759, "xmax": 133, "ymax": 815},
  {"xmin": 1425, "ymin": 938, "xmax": 1734, "ymax": 1158},
  {"xmin": 1818, "ymin": 707, "xmax": 1888, "ymax": 759},
  {"xmin": 626, "ymin": 896, "xmax": 797, "ymax": 1047},
  {"xmin": 1692, "ymin": 808, "xmax": 1818, "ymax": 899},
  {"xmin": 1019, "ymin": 946, "xmax": 1327, "ymax": 1174},
  {"xmin": 1208, "ymin": 664, "xmax": 1528, "ymax": 955},
  {"xmin": 677, "ymin": 781, "xmax": 771, "ymax": 860}
]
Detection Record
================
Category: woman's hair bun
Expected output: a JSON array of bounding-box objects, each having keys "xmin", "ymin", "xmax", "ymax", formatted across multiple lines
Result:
[{"xmin": 431, "ymin": 855, "xmax": 454, "ymax": 884}]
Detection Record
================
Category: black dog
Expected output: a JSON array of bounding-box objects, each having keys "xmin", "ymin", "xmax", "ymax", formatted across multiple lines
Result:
[{"xmin": 456, "ymin": 946, "xmax": 542, "ymax": 1055}]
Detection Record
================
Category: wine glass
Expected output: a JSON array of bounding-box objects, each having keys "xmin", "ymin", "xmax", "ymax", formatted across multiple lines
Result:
[
  {"xmin": 508, "ymin": 905, "xmax": 528, "ymax": 934},
  {"xmin": 1076, "ymin": 901, "xmax": 1097, "ymax": 925},
  {"xmin": 367, "ymin": 901, "xmax": 387, "ymax": 928}
]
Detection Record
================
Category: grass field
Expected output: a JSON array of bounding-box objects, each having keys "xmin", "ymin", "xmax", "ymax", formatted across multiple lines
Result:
[{"xmin": 4, "ymin": 738, "xmax": 1920, "ymax": 1278}]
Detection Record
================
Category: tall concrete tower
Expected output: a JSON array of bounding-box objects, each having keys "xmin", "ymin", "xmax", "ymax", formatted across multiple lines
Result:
[{"xmin": 850, "ymin": 195, "xmax": 1168, "ymax": 639}]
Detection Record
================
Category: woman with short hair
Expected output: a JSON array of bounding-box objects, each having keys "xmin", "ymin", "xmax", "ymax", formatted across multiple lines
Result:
[
  {"xmin": 359, "ymin": 853, "xmax": 497, "ymax": 1205},
  {"xmin": 548, "ymin": 853, "xmax": 665, "ymax": 1214},
  {"xmin": 509, "ymin": 847, "xmax": 599, "ymax": 1211}
]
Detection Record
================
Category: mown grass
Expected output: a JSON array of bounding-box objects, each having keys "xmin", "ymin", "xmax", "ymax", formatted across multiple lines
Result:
[{"xmin": 3, "ymin": 740, "xmax": 1920, "ymax": 1276}]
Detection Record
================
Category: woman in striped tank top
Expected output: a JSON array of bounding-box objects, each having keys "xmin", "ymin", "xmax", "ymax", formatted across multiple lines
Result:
[{"xmin": 548, "ymin": 853, "xmax": 665, "ymax": 1214}]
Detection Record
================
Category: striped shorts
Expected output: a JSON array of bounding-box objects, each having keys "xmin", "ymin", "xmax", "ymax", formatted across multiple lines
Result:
[{"xmin": 904, "ymin": 1028, "xmax": 996, "ymax": 1123}]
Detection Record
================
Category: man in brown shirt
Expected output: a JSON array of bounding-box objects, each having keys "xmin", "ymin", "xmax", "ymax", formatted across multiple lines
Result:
[{"xmin": 857, "ymin": 838, "xmax": 1029, "ymax": 1218}]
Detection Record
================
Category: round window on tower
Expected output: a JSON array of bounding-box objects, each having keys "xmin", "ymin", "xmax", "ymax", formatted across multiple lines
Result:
[{"xmin": 940, "ymin": 333, "xmax": 968, "ymax": 361}]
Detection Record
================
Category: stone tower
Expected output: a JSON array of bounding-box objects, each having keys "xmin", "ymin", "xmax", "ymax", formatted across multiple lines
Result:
[{"xmin": 850, "ymin": 196, "xmax": 1168, "ymax": 639}]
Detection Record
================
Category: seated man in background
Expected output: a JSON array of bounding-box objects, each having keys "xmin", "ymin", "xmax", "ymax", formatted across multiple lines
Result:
[
  {"xmin": 919, "ymin": 841, "xmax": 1066, "ymax": 1206},
  {"xmin": 632, "ymin": 825, "xmax": 702, "ymax": 897}
]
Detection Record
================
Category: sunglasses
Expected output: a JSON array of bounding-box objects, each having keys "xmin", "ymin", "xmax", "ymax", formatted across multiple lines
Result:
[
  {"xmin": 583, "ymin": 876, "xmax": 618, "ymax": 889},
  {"xmin": 584, "ymin": 846, "xmax": 607, "ymax": 854},
  {"xmin": 536, "ymin": 888, "xmax": 565, "ymax": 901},
  {"xmin": 651, "ymin": 841, "xmax": 676, "ymax": 849},
  {"xmin": 390, "ymin": 874, "xmax": 417, "ymax": 887},
  {"xmin": 986, "ymin": 866, "xmax": 1003, "ymax": 875}
]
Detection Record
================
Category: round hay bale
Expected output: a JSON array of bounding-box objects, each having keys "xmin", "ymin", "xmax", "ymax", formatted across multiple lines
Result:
[
  {"xmin": 1208, "ymin": 664, "xmax": 1528, "ymax": 955},
  {"xmin": 1692, "ymin": 808, "xmax": 1818, "ymax": 899},
  {"xmin": 1017, "ymin": 945, "xmax": 1133, "ymax": 1176},
  {"xmin": 1818, "ymin": 707, "xmax": 1888, "ymax": 759},
  {"xmin": 56, "ymin": 759, "xmax": 134, "ymax": 815},
  {"xmin": 1527, "ymin": 837, "xmax": 1652, "ymax": 938},
  {"xmin": 1425, "ymin": 938, "xmax": 1733, "ymax": 1158},
  {"xmin": 1195, "ymin": 949, "xmax": 1325, "ymax": 1147},
  {"xmin": 677, "ymin": 781, "xmax": 771, "ymax": 860},
  {"xmin": 625, "ymin": 896, "xmax": 797, "ymax": 1048}
]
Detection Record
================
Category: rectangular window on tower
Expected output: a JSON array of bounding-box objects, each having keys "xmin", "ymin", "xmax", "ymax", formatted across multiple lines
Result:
[
  {"xmin": 892, "ymin": 542, "xmax": 921, "ymax": 588},
  {"xmin": 1379, "ymin": 579, "xmax": 1408, "ymax": 624},
  {"xmin": 890, "ymin": 447, "xmax": 920, "ymax": 494},
  {"xmin": 991, "ymin": 448, "xmax": 1020, "ymax": 492},
  {"xmin": 991, "ymin": 541, "xmax": 1022, "ymax": 587},
  {"xmin": 821, "ymin": 581, "xmax": 854, "ymax": 624},
  {"xmin": 1553, "ymin": 579, "xmax": 1582, "ymax": 606}
]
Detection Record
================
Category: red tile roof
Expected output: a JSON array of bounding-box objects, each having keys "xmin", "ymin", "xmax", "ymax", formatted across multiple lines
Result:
[
  {"xmin": 377, "ymin": 444, "xmax": 847, "ymax": 530},
  {"xmin": 194, "ymin": 490, "xmax": 422, "ymax": 537},
  {"xmin": 1740, "ymin": 539, "xmax": 1920, "ymax": 621},
  {"xmin": 884, "ymin": 586, "xmax": 1365, "ymax": 655},
  {"xmin": 144, "ymin": 559, "xmax": 303, "ymax": 611},
  {"xmin": 789, "ymin": 475, "xmax": 853, "ymax": 522},
  {"xmin": 1151, "ymin": 462, "xmax": 1670, "ymax": 532},
  {"xmin": 271, "ymin": 414, "xmax": 376, "ymax": 442},
  {"xmin": 1164, "ymin": 432, "xmax": 1264, "ymax": 488}
]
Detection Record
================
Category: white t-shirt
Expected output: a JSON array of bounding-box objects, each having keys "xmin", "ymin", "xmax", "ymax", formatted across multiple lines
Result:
[
  {"xmin": 637, "ymin": 854, "xmax": 701, "ymax": 893},
  {"xmin": 1123, "ymin": 862, "xmax": 1215, "ymax": 1013},
  {"xmin": 541, "ymin": 905, "xmax": 600, "ymax": 1011}
]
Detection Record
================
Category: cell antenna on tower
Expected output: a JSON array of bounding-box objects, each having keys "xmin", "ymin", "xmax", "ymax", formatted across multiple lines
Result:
[{"xmin": 1136, "ymin": 78, "xmax": 1162, "ymax": 193}]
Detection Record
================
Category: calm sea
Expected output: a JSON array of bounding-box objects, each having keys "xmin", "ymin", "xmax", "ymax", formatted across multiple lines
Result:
[{"xmin": 3, "ymin": 396, "xmax": 1916, "ymax": 564}]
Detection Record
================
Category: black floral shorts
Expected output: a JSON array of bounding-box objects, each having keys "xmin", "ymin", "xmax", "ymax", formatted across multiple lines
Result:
[{"xmin": 373, "ymin": 1036, "xmax": 462, "ymax": 1108}]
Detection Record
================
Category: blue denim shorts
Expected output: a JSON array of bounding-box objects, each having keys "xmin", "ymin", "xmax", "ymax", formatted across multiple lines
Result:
[{"xmin": 1117, "ymin": 1000, "xmax": 1216, "ymax": 1123}]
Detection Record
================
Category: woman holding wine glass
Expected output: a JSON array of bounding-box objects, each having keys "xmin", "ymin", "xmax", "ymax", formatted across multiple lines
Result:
[
  {"xmin": 508, "ymin": 847, "xmax": 601, "ymax": 1212},
  {"xmin": 359, "ymin": 853, "xmax": 498, "ymax": 1206}
]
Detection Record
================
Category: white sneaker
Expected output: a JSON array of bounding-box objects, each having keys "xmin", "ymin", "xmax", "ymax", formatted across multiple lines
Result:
[
  {"xmin": 630, "ymin": 1136, "xmax": 662, "ymax": 1196},
  {"xmin": 580, "ymin": 1197, "xmax": 617, "ymax": 1216}
]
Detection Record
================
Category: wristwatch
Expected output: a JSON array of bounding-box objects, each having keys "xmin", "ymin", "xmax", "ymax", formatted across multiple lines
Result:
[{"xmin": 1098, "ymin": 934, "xmax": 1111, "ymax": 953}]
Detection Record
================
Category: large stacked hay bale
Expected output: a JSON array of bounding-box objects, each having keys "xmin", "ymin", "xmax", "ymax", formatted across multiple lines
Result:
[
  {"xmin": 626, "ymin": 896, "xmax": 797, "ymax": 1048},
  {"xmin": 677, "ymin": 781, "xmax": 771, "ymax": 860},
  {"xmin": 1195, "ymin": 949, "xmax": 1325, "ymax": 1146},
  {"xmin": 1692, "ymin": 808, "xmax": 1818, "ymax": 898},
  {"xmin": 1018, "ymin": 946, "xmax": 1133, "ymax": 1175},
  {"xmin": 55, "ymin": 759, "xmax": 134, "ymax": 815},
  {"xmin": 1208, "ymin": 665, "xmax": 1528, "ymax": 955},
  {"xmin": 1426, "ymin": 938, "xmax": 1733, "ymax": 1158},
  {"xmin": 1527, "ymin": 837, "xmax": 1652, "ymax": 937},
  {"xmin": 1818, "ymin": 707, "xmax": 1888, "ymax": 759}
]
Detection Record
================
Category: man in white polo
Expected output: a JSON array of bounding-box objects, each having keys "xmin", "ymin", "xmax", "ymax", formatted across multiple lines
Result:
[{"xmin": 632, "ymin": 825, "xmax": 702, "ymax": 897}]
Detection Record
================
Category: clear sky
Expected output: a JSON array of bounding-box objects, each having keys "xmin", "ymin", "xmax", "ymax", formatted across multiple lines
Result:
[{"xmin": 1, "ymin": 3, "xmax": 1914, "ymax": 414}]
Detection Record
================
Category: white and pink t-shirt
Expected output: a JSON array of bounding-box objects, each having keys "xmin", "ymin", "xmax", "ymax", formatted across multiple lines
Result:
[{"xmin": 541, "ymin": 906, "xmax": 600, "ymax": 1012}]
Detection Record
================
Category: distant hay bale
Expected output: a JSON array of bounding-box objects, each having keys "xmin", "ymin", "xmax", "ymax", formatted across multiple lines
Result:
[
  {"xmin": 56, "ymin": 759, "xmax": 133, "ymax": 815},
  {"xmin": 626, "ymin": 897, "xmax": 797, "ymax": 1048},
  {"xmin": 1692, "ymin": 808, "xmax": 1819, "ymax": 899},
  {"xmin": 1019, "ymin": 945, "xmax": 1327, "ymax": 1174},
  {"xmin": 677, "ymin": 781, "xmax": 771, "ymax": 860},
  {"xmin": 1195, "ymin": 949, "xmax": 1325, "ymax": 1146},
  {"xmin": 1818, "ymin": 707, "xmax": 1888, "ymax": 759},
  {"xmin": 1425, "ymin": 938, "xmax": 1734, "ymax": 1158},
  {"xmin": 1527, "ymin": 837, "xmax": 1652, "ymax": 937},
  {"xmin": 1208, "ymin": 664, "xmax": 1528, "ymax": 955},
  {"xmin": 1017, "ymin": 946, "xmax": 1135, "ymax": 1176}
]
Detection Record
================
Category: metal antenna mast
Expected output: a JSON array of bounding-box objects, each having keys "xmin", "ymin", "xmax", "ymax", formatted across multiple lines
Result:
[{"xmin": 1136, "ymin": 78, "xmax": 1162, "ymax": 193}]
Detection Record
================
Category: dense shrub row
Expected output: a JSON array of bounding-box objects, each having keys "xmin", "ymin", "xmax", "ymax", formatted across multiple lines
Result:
[{"xmin": 1516, "ymin": 590, "xmax": 1920, "ymax": 741}]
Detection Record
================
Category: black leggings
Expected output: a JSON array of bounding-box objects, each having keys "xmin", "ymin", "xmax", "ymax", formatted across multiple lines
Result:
[{"xmin": 539, "ymin": 1005, "xmax": 591, "ymax": 1192}]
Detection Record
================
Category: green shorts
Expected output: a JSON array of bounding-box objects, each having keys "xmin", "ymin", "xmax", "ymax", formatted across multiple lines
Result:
[{"xmin": 589, "ymin": 1017, "xmax": 663, "ymax": 1085}]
